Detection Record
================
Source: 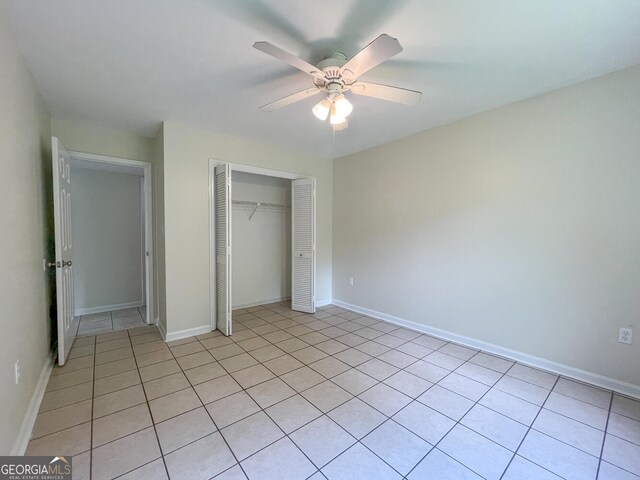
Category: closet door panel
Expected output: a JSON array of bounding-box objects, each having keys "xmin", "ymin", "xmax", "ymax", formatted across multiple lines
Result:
[
  {"xmin": 215, "ymin": 164, "xmax": 232, "ymax": 335},
  {"xmin": 291, "ymin": 178, "xmax": 315, "ymax": 313}
]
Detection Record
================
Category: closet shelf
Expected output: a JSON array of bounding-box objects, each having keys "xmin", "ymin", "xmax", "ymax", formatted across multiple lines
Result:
[
  {"xmin": 232, "ymin": 200, "xmax": 287, "ymax": 209},
  {"xmin": 232, "ymin": 199, "xmax": 289, "ymax": 221}
]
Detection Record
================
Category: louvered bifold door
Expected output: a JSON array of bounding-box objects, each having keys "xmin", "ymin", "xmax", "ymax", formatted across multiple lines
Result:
[
  {"xmin": 291, "ymin": 178, "xmax": 316, "ymax": 313},
  {"xmin": 215, "ymin": 164, "xmax": 232, "ymax": 335}
]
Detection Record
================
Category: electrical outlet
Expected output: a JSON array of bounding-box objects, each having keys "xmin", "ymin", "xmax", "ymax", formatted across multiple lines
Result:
[
  {"xmin": 348, "ymin": 277, "xmax": 354, "ymax": 286},
  {"xmin": 618, "ymin": 327, "xmax": 633, "ymax": 345},
  {"xmin": 14, "ymin": 360, "xmax": 20, "ymax": 385}
]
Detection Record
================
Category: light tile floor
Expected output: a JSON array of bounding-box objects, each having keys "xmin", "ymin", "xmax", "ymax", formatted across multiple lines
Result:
[
  {"xmin": 28, "ymin": 302, "xmax": 640, "ymax": 479},
  {"xmin": 77, "ymin": 307, "xmax": 147, "ymax": 336}
]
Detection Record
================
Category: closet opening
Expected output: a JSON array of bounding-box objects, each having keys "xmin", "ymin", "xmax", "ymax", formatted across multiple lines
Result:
[
  {"xmin": 209, "ymin": 161, "xmax": 316, "ymax": 336},
  {"xmin": 232, "ymin": 172, "xmax": 292, "ymax": 309}
]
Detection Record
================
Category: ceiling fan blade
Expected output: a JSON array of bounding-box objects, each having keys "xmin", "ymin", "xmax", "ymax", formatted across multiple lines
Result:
[
  {"xmin": 253, "ymin": 41, "xmax": 324, "ymax": 79},
  {"xmin": 350, "ymin": 82, "xmax": 422, "ymax": 105},
  {"xmin": 260, "ymin": 88, "xmax": 321, "ymax": 112},
  {"xmin": 340, "ymin": 34, "xmax": 403, "ymax": 80}
]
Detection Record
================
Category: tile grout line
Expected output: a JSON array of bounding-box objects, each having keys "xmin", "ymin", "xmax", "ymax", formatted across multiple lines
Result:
[
  {"xmin": 123, "ymin": 327, "xmax": 172, "ymax": 480},
  {"xmin": 594, "ymin": 391, "xmax": 614, "ymax": 479},
  {"xmin": 401, "ymin": 349, "xmax": 517, "ymax": 479},
  {"xmin": 498, "ymin": 374, "xmax": 561, "ymax": 480},
  {"xmin": 165, "ymin": 332, "xmax": 252, "ymax": 480},
  {"xmin": 89, "ymin": 334, "xmax": 97, "ymax": 480},
  {"xmin": 527, "ymin": 418, "xmax": 611, "ymax": 459}
]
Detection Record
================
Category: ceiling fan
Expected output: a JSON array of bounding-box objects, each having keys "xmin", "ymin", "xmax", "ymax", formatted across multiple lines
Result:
[{"xmin": 253, "ymin": 34, "xmax": 422, "ymax": 130}]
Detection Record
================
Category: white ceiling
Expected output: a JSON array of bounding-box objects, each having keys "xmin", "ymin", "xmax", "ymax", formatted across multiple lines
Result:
[{"xmin": 2, "ymin": 0, "xmax": 640, "ymax": 159}]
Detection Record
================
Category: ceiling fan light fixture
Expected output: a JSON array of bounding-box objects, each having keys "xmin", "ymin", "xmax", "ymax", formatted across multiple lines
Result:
[
  {"xmin": 333, "ymin": 119, "xmax": 349, "ymax": 131},
  {"xmin": 312, "ymin": 97, "xmax": 331, "ymax": 121},
  {"xmin": 329, "ymin": 101, "xmax": 348, "ymax": 127},
  {"xmin": 333, "ymin": 94, "xmax": 353, "ymax": 118},
  {"xmin": 330, "ymin": 113, "xmax": 347, "ymax": 125}
]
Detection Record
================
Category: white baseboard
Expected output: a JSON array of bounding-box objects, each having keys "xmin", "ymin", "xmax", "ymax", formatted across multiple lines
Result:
[
  {"xmin": 165, "ymin": 325, "xmax": 213, "ymax": 342},
  {"xmin": 233, "ymin": 296, "xmax": 291, "ymax": 310},
  {"xmin": 333, "ymin": 299, "xmax": 640, "ymax": 400},
  {"xmin": 75, "ymin": 301, "xmax": 144, "ymax": 316},
  {"xmin": 11, "ymin": 351, "xmax": 54, "ymax": 455},
  {"xmin": 316, "ymin": 298, "xmax": 333, "ymax": 308}
]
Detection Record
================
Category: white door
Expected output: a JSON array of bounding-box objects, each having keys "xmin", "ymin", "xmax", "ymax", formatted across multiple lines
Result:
[
  {"xmin": 291, "ymin": 178, "xmax": 316, "ymax": 313},
  {"xmin": 52, "ymin": 137, "xmax": 77, "ymax": 365},
  {"xmin": 215, "ymin": 164, "xmax": 232, "ymax": 335}
]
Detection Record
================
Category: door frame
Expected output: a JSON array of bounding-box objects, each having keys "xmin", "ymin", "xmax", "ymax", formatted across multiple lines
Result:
[
  {"xmin": 68, "ymin": 150, "xmax": 155, "ymax": 325},
  {"xmin": 208, "ymin": 159, "xmax": 315, "ymax": 331}
]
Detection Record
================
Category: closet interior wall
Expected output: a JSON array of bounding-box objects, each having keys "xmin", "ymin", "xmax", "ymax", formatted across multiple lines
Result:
[
  {"xmin": 70, "ymin": 165, "xmax": 145, "ymax": 314},
  {"xmin": 232, "ymin": 171, "xmax": 291, "ymax": 308}
]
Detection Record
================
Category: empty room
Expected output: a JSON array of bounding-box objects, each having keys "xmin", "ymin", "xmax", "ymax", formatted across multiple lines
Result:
[{"xmin": 1, "ymin": 1, "xmax": 639, "ymax": 479}]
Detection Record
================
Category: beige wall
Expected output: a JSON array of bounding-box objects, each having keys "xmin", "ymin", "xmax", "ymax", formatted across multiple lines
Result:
[
  {"xmin": 333, "ymin": 65, "xmax": 640, "ymax": 387},
  {"xmin": 0, "ymin": 10, "xmax": 52, "ymax": 454},
  {"xmin": 161, "ymin": 121, "xmax": 332, "ymax": 335},
  {"xmin": 71, "ymin": 168, "xmax": 144, "ymax": 312},
  {"xmin": 51, "ymin": 118, "xmax": 155, "ymax": 162},
  {"xmin": 232, "ymin": 173, "xmax": 291, "ymax": 308}
]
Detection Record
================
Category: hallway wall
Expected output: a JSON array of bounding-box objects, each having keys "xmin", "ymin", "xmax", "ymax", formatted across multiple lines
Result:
[{"xmin": 71, "ymin": 167, "xmax": 144, "ymax": 314}]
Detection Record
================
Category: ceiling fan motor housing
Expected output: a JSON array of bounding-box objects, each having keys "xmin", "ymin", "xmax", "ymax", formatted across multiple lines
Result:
[{"xmin": 314, "ymin": 52, "xmax": 355, "ymax": 96}]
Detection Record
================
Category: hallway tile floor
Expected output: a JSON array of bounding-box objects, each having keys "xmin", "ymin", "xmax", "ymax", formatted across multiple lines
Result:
[
  {"xmin": 76, "ymin": 306, "xmax": 147, "ymax": 336},
  {"xmin": 28, "ymin": 302, "xmax": 640, "ymax": 479}
]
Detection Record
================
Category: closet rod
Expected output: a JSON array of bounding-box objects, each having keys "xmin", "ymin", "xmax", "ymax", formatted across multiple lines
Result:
[{"xmin": 232, "ymin": 200, "xmax": 287, "ymax": 209}]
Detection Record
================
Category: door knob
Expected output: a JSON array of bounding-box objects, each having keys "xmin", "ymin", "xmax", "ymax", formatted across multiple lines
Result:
[{"xmin": 47, "ymin": 261, "xmax": 60, "ymax": 268}]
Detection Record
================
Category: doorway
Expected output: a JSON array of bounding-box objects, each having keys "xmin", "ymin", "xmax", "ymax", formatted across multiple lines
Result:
[
  {"xmin": 68, "ymin": 150, "xmax": 154, "ymax": 332},
  {"xmin": 209, "ymin": 161, "xmax": 316, "ymax": 336}
]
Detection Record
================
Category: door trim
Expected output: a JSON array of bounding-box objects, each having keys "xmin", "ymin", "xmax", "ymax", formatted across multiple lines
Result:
[
  {"xmin": 208, "ymin": 159, "xmax": 314, "ymax": 332},
  {"xmin": 68, "ymin": 151, "xmax": 155, "ymax": 326}
]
